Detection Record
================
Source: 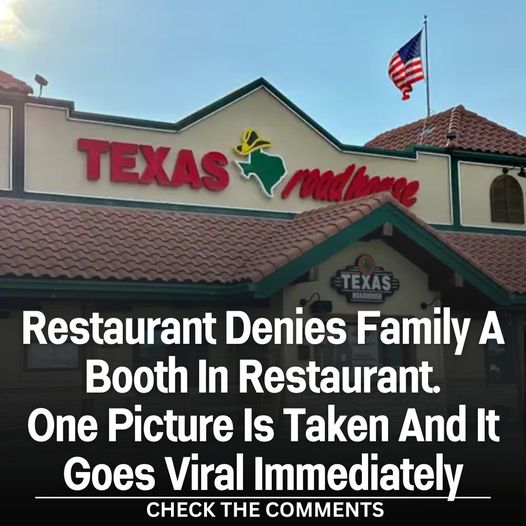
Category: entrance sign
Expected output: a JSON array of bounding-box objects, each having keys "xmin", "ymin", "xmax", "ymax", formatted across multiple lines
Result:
[{"xmin": 331, "ymin": 254, "xmax": 400, "ymax": 303}]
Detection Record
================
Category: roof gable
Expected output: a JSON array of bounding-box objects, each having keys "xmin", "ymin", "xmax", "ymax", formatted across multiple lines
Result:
[
  {"xmin": 252, "ymin": 197, "xmax": 525, "ymax": 303},
  {"xmin": 22, "ymin": 75, "xmax": 526, "ymax": 159},
  {"xmin": 366, "ymin": 105, "xmax": 526, "ymax": 156},
  {"xmin": 38, "ymin": 77, "xmax": 423, "ymax": 158}
]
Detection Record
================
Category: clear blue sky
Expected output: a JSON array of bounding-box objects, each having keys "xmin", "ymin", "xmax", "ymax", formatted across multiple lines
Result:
[{"xmin": 4, "ymin": 0, "xmax": 525, "ymax": 144}]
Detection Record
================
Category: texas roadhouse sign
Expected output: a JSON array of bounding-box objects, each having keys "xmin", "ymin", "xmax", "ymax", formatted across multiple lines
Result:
[
  {"xmin": 76, "ymin": 129, "xmax": 421, "ymax": 207},
  {"xmin": 331, "ymin": 254, "xmax": 400, "ymax": 303}
]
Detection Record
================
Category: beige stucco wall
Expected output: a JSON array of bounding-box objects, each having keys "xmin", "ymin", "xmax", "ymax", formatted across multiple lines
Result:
[
  {"xmin": 24, "ymin": 88, "xmax": 452, "ymax": 223},
  {"xmin": 459, "ymin": 161, "xmax": 526, "ymax": 231},
  {"xmin": 0, "ymin": 105, "xmax": 11, "ymax": 190}
]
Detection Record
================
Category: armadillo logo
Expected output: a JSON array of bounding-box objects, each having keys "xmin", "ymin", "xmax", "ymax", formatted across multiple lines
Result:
[{"xmin": 233, "ymin": 129, "xmax": 288, "ymax": 198}]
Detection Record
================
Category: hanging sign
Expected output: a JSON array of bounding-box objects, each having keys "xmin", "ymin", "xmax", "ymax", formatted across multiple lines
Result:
[{"xmin": 331, "ymin": 254, "xmax": 400, "ymax": 303}]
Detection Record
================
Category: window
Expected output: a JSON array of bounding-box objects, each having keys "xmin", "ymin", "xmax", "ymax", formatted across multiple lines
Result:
[
  {"xmin": 490, "ymin": 174, "xmax": 524, "ymax": 224},
  {"xmin": 26, "ymin": 342, "xmax": 80, "ymax": 370}
]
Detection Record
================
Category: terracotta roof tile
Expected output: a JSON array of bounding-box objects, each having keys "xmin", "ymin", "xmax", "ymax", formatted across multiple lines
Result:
[
  {"xmin": 0, "ymin": 196, "xmax": 523, "ymax": 296},
  {"xmin": 442, "ymin": 231, "xmax": 526, "ymax": 294},
  {"xmin": 0, "ymin": 198, "xmax": 283, "ymax": 284},
  {"xmin": 365, "ymin": 105, "xmax": 526, "ymax": 156},
  {"xmin": 0, "ymin": 70, "xmax": 32, "ymax": 95}
]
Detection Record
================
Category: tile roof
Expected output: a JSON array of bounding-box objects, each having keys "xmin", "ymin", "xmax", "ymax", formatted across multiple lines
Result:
[
  {"xmin": 0, "ymin": 196, "xmax": 524, "ymax": 295},
  {"xmin": 442, "ymin": 231, "xmax": 526, "ymax": 295},
  {"xmin": 365, "ymin": 105, "xmax": 526, "ymax": 156},
  {"xmin": 0, "ymin": 70, "xmax": 32, "ymax": 95},
  {"xmin": 0, "ymin": 198, "xmax": 283, "ymax": 284},
  {"xmin": 244, "ymin": 193, "xmax": 392, "ymax": 282}
]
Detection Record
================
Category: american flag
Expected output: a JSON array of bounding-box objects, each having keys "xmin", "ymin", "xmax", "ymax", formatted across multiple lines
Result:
[{"xmin": 388, "ymin": 31, "xmax": 425, "ymax": 100}]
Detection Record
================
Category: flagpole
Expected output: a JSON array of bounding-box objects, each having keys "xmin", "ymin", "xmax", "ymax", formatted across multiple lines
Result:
[{"xmin": 423, "ymin": 15, "xmax": 431, "ymax": 117}]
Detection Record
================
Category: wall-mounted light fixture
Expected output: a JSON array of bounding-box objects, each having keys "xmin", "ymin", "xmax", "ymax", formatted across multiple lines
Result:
[
  {"xmin": 299, "ymin": 292, "xmax": 333, "ymax": 315},
  {"xmin": 420, "ymin": 295, "xmax": 441, "ymax": 310},
  {"xmin": 502, "ymin": 166, "xmax": 526, "ymax": 178}
]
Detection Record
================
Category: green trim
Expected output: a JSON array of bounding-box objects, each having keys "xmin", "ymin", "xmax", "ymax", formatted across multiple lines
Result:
[
  {"xmin": 10, "ymin": 192, "xmax": 526, "ymax": 232},
  {"xmin": 21, "ymin": 79, "xmax": 526, "ymax": 166},
  {"xmin": 451, "ymin": 149, "xmax": 526, "ymax": 165},
  {"xmin": 432, "ymin": 223, "xmax": 526, "ymax": 236},
  {"xmin": 387, "ymin": 206, "xmax": 516, "ymax": 303},
  {"xmin": 23, "ymin": 80, "xmax": 443, "ymax": 161},
  {"xmin": 25, "ymin": 97, "xmax": 177, "ymax": 132},
  {"xmin": 11, "ymin": 98, "xmax": 25, "ymax": 196},
  {"xmin": 6, "ymin": 188, "xmax": 526, "ymax": 232},
  {"xmin": 175, "ymin": 78, "xmax": 271, "ymax": 131},
  {"xmin": 16, "ymin": 192, "xmax": 295, "ymax": 220},
  {"xmin": 450, "ymin": 158, "xmax": 461, "ymax": 227},
  {"xmin": 0, "ymin": 277, "xmax": 255, "ymax": 301},
  {"xmin": 255, "ymin": 211, "xmax": 385, "ymax": 299},
  {"xmin": 253, "ymin": 203, "xmax": 526, "ymax": 305},
  {"xmin": 12, "ymin": 192, "xmax": 526, "ymax": 233},
  {"xmin": 440, "ymin": 151, "xmax": 526, "ymax": 236}
]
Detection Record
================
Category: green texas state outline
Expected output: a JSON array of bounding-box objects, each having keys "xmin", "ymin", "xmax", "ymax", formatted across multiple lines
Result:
[{"xmin": 236, "ymin": 149, "xmax": 287, "ymax": 198}]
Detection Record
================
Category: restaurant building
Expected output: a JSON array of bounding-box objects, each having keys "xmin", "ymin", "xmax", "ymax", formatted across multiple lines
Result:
[{"xmin": 0, "ymin": 69, "xmax": 524, "ymax": 426}]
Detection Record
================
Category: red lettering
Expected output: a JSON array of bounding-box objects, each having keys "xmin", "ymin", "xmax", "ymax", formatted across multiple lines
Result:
[
  {"xmin": 201, "ymin": 151, "xmax": 229, "ymax": 191},
  {"xmin": 281, "ymin": 169, "xmax": 310, "ymax": 199},
  {"xmin": 329, "ymin": 165, "xmax": 354, "ymax": 201},
  {"xmin": 313, "ymin": 170, "xmax": 334, "ymax": 201},
  {"xmin": 171, "ymin": 149, "xmax": 202, "ymax": 188},
  {"xmin": 391, "ymin": 177, "xmax": 408, "ymax": 201},
  {"xmin": 400, "ymin": 180, "xmax": 420, "ymax": 207},
  {"xmin": 344, "ymin": 165, "xmax": 369, "ymax": 200},
  {"xmin": 77, "ymin": 138, "xmax": 231, "ymax": 193},
  {"xmin": 139, "ymin": 145, "xmax": 170, "ymax": 185},
  {"xmin": 281, "ymin": 162, "xmax": 419, "ymax": 207},
  {"xmin": 300, "ymin": 169, "xmax": 321, "ymax": 198},
  {"xmin": 110, "ymin": 142, "xmax": 139, "ymax": 183},
  {"xmin": 77, "ymin": 138, "xmax": 110, "ymax": 181},
  {"xmin": 380, "ymin": 177, "xmax": 395, "ymax": 191},
  {"xmin": 362, "ymin": 175, "xmax": 382, "ymax": 195}
]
